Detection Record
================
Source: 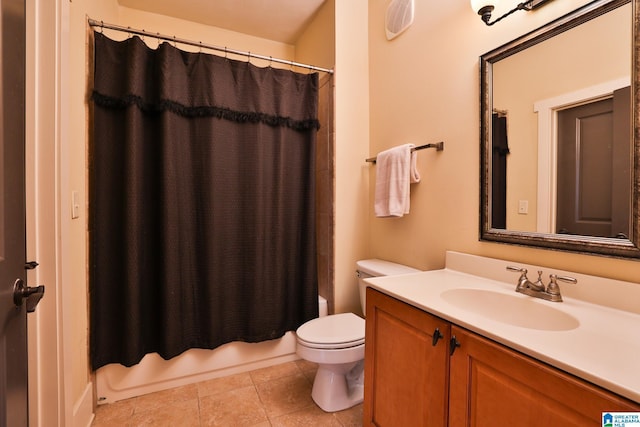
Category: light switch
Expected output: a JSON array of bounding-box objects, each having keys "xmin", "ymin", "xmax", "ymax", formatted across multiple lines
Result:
[
  {"xmin": 72, "ymin": 191, "xmax": 80, "ymax": 219},
  {"xmin": 518, "ymin": 200, "xmax": 528, "ymax": 215}
]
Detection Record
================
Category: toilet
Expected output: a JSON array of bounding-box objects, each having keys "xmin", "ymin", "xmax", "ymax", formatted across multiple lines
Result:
[{"xmin": 296, "ymin": 259, "xmax": 420, "ymax": 412}]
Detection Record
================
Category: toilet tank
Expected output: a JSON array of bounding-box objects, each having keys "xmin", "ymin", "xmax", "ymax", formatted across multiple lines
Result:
[{"xmin": 356, "ymin": 259, "xmax": 420, "ymax": 315}]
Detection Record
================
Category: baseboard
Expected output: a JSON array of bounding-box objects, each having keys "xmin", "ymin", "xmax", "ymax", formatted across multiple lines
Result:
[{"xmin": 72, "ymin": 382, "xmax": 95, "ymax": 427}]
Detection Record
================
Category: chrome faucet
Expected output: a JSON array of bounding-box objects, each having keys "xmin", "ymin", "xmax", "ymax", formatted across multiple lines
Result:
[{"xmin": 507, "ymin": 266, "xmax": 577, "ymax": 302}]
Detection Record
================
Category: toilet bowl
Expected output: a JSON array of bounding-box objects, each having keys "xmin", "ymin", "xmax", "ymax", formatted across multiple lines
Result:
[{"xmin": 296, "ymin": 259, "xmax": 420, "ymax": 412}]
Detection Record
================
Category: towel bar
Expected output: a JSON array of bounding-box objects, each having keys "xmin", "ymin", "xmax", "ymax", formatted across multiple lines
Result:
[{"xmin": 365, "ymin": 141, "xmax": 444, "ymax": 163}]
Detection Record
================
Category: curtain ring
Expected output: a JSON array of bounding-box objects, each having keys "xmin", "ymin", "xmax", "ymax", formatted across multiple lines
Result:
[
  {"xmin": 247, "ymin": 52, "xmax": 251, "ymax": 63},
  {"xmin": 99, "ymin": 20, "xmax": 104, "ymax": 34},
  {"xmin": 269, "ymin": 56, "xmax": 272, "ymax": 67},
  {"xmin": 173, "ymin": 36, "xmax": 177, "ymax": 47},
  {"xmin": 199, "ymin": 41, "xmax": 203, "ymax": 53},
  {"xmin": 224, "ymin": 47, "xmax": 228, "ymax": 59},
  {"xmin": 127, "ymin": 26, "xmax": 132, "ymax": 39}
]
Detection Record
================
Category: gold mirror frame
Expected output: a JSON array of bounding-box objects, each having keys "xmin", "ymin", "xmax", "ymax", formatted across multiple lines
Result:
[{"xmin": 480, "ymin": 0, "xmax": 640, "ymax": 258}]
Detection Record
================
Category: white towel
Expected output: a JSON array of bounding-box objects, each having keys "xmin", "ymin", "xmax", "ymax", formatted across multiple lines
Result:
[{"xmin": 374, "ymin": 143, "xmax": 421, "ymax": 218}]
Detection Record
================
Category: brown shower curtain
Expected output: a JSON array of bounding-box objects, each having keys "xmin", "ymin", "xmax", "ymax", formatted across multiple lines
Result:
[
  {"xmin": 492, "ymin": 113, "xmax": 509, "ymax": 229},
  {"xmin": 89, "ymin": 32, "xmax": 319, "ymax": 370}
]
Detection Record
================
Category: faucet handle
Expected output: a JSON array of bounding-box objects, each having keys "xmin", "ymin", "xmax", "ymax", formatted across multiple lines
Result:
[
  {"xmin": 506, "ymin": 265, "xmax": 527, "ymax": 275},
  {"xmin": 546, "ymin": 274, "xmax": 577, "ymax": 299},
  {"xmin": 556, "ymin": 275, "xmax": 578, "ymax": 284},
  {"xmin": 507, "ymin": 266, "xmax": 529, "ymax": 291}
]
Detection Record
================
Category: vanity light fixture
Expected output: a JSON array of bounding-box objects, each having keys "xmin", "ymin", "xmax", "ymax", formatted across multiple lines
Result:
[{"xmin": 471, "ymin": 0, "xmax": 553, "ymax": 26}]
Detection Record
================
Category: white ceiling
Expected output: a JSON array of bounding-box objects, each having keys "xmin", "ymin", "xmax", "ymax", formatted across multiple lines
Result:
[{"xmin": 117, "ymin": 0, "xmax": 327, "ymax": 44}]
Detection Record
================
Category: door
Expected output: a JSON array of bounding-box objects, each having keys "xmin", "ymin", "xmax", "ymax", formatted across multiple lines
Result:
[
  {"xmin": 364, "ymin": 288, "xmax": 450, "ymax": 427},
  {"xmin": 448, "ymin": 326, "xmax": 640, "ymax": 426},
  {"xmin": 1, "ymin": 0, "xmax": 27, "ymax": 425},
  {"xmin": 556, "ymin": 87, "xmax": 631, "ymax": 238}
]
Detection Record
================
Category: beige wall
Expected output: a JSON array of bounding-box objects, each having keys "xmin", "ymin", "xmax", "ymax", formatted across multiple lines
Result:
[
  {"xmin": 296, "ymin": 0, "xmax": 335, "ymax": 71},
  {"xmin": 367, "ymin": 0, "xmax": 640, "ymax": 282},
  {"xmin": 297, "ymin": 1, "xmax": 337, "ymax": 312},
  {"xmin": 333, "ymin": 0, "xmax": 371, "ymax": 314},
  {"xmin": 296, "ymin": 0, "xmax": 371, "ymax": 315},
  {"xmin": 66, "ymin": 1, "xmax": 120, "ymax": 424}
]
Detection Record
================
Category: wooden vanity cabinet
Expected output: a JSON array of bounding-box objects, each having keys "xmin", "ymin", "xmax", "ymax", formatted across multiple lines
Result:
[
  {"xmin": 364, "ymin": 288, "xmax": 640, "ymax": 427},
  {"xmin": 364, "ymin": 288, "xmax": 451, "ymax": 427},
  {"xmin": 449, "ymin": 326, "xmax": 640, "ymax": 426}
]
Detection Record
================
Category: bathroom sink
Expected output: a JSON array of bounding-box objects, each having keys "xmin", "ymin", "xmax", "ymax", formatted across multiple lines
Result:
[{"xmin": 440, "ymin": 288, "xmax": 580, "ymax": 331}]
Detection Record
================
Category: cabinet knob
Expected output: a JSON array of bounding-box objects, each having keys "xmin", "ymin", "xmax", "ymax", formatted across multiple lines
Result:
[
  {"xmin": 432, "ymin": 327, "xmax": 444, "ymax": 346},
  {"xmin": 450, "ymin": 336, "xmax": 461, "ymax": 356}
]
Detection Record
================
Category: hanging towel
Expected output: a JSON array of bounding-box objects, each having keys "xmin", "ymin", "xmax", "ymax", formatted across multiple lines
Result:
[{"xmin": 374, "ymin": 143, "xmax": 421, "ymax": 217}]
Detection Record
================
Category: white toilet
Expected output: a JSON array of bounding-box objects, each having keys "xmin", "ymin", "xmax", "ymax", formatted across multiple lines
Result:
[{"xmin": 296, "ymin": 259, "xmax": 420, "ymax": 412}]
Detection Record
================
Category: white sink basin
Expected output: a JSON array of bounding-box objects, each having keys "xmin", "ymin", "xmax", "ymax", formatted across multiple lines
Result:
[{"xmin": 440, "ymin": 288, "xmax": 580, "ymax": 331}]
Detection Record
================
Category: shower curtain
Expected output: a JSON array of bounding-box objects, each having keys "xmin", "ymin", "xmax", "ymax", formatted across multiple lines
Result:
[
  {"xmin": 89, "ymin": 32, "xmax": 319, "ymax": 370},
  {"xmin": 492, "ymin": 113, "xmax": 509, "ymax": 229}
]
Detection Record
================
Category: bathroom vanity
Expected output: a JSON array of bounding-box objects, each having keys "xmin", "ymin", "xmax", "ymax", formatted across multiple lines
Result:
[{"xmin": 362, "ymin": 252, "xmax": 640, "ymax": 426}]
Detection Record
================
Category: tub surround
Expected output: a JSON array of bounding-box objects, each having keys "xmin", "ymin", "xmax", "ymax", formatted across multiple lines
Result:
[
  {"xmin": 96, "ymin": 333, "xmax": 301, "ymax": 404},
  {"xmin": 363, "ymin": 251, "xmax": 640, "ymax": 403},
  {"xmin": 97, "ymin": 295, "xmax": 332, "ymax": 404}
]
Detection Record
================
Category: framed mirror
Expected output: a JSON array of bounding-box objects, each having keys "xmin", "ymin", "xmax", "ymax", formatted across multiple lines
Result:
[{"xmin": 480, "ymin": 0, "xmax": 640, "ymax": 258}]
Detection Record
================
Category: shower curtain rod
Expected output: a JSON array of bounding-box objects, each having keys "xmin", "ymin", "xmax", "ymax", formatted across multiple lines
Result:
[{"xmin": 88, "ymin": 18, "xmax": 334, "ymax": 74}]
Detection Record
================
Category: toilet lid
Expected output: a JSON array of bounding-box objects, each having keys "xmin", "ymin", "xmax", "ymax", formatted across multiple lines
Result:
[{"xmin": 296, "ymin": 313, "xmax": 365, "ymax": 349}]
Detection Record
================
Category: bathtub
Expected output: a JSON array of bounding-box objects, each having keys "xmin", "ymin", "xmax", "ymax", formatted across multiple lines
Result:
[{"xmin": 96, "ymin": 296, "xmax": 328, "ymax": 403}]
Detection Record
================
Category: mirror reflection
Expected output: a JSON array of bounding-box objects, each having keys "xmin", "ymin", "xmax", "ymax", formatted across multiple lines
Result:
[
  {"xmin": 480, "ymin": 0, "xmax": 640, "ymax": 258},
  {"xmin": 492, "ymin": 2, "xmax": 631, "ymax": 237}
]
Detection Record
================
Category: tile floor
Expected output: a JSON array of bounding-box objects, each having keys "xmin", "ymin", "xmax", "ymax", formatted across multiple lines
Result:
[{"xmin": 91, "ymin": 360, "xmax": 363, "ymax": 426}]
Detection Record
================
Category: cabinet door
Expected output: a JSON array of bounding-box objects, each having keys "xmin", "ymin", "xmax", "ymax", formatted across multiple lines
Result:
[
  {"xmin": 449, "ymin": 325, "xmax": 640, "ymax": 426},
  {"xmin": 364, "ymin": 288, "xmax": 450, "ymax": 427}
]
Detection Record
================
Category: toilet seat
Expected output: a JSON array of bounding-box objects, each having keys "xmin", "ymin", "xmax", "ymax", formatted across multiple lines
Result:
[{"xmin": 296, "ymin": 313, "xmax": 365, "ymax": 349}]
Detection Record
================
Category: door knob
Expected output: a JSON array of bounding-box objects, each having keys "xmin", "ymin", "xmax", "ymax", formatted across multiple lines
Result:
[{"xmin": 12, "ymin": 279, "xmax": 45, "ymax": 313}]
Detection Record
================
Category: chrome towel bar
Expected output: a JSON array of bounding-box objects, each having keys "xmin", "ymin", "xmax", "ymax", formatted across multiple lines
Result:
[{"xmin": 365, "ymin": 141, "xmax": 444, "ymax": 163}]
